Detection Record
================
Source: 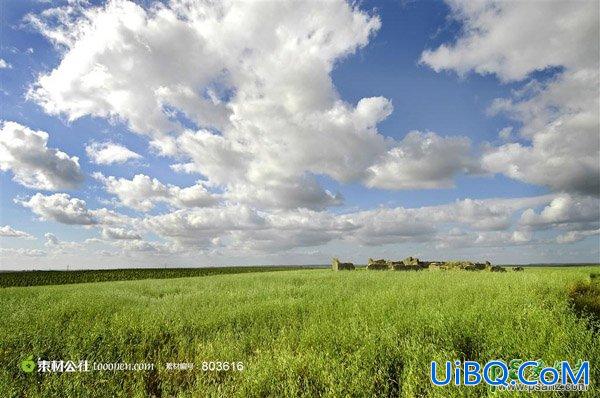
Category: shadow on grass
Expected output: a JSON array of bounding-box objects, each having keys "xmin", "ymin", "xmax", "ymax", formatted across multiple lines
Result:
[
  {"xmin": 0, "ymin": 266, "xmax": 319, "ymax": 288},
  {"xmin": 568, "ymin": 273, "xmax": 600, "ymax": 331}
]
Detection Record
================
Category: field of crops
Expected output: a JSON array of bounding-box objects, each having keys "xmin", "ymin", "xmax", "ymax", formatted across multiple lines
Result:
[
  {"xmin": 1, "ymin": 266, "xmax": 598, "ymax": 397},
  {"xmin": 0, "ymin": 266, "xmax": 317, "ymax": 288}
]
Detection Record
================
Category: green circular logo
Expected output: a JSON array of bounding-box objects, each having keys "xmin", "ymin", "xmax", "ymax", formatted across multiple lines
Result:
[{"xmin": 20, "ymin": 356, "xmax": 36, "ymax": 373}]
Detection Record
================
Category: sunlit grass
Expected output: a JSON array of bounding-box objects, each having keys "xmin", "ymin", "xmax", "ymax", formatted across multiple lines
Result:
[{"xmin": 0, "ymin": 266, "xmax": 598, "ymax": 397}]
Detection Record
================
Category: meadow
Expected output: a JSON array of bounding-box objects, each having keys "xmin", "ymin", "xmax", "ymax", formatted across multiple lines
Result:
[{"xmin": 0, "ymin": 266, "xmax": 598, "ymax": 397}]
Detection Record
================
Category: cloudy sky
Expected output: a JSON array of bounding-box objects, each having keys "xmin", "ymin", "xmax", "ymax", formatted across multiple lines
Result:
[{"xmin": 1, "ymin": 0, "xmax": 598, "ymax": 269}]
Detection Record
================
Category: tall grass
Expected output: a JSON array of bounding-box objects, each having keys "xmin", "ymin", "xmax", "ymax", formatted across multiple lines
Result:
[{"xmin": 0, "ymin": 266, "xmax": 598, "ymax": 397}]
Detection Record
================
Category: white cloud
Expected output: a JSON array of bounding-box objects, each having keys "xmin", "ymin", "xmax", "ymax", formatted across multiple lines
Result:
[
  {"xmin": 0, "ymin": 59, "xmax": 11, "ymax": 69},
  {"xmin": 520, "ymin": 194, "xmax": 600, "ymax": 230},
  {"xmin": 0, "ymin": 121, "xmax": 84, "ymax": 190},
  {"xmin": 93, "ymin": 172, "xmax": 218, "ymax": 211},
  {"xmin": 420, "ymin": 0, "xmax": 598, "ymax": 82},
  {"xmin": 421, "ymin": 1, "xmax": 599, "ymax": 197},
  {"xmin": 24, "ymin": 2, "xmax": 88, "ymax": 49},
  {"xmin": 113, "ymin": 239, "xmax": 175, "ymax": 255},
  {"xmin": 224, "ymin": 177, "xmax": 343, "ymax": 211},
  {"xmin": 17, "ymin": 193, "xmax": 138, "ymax": 247},
  {"xmin": 101, "ymin": 227, "xmax": 141, "ymax": 240},
  {"xmin": 231, "ymin": 209, "xmax": 357, "ymax": 252},
  {"xmin": 90, "ymin": 207, "xmax": 136, "ymax": 227},
  {"xmin": 340, "ymin": 207, "xmax": 434, "ymax": 246},
  {"xmin": 138, "ymin": 194, "xmax": 555, "ymax": 252},
  {"xmin": 0, "ymin": 225, "xmax": 33, "ymax": 239},
  {"xmin": 17, "ymin": 193, "xmax": 97, "ymax": 225},
  {"xmin": 85, "ymin": 141, "xmax": 141, "ymax": 164},
  {"xmin": 15, "ymin": 189, "xmax": 594, "ymax": 258},
  {"xmin": 27, "ymin": 0, "xmax": 233, "ymax": 135},
  {"xmin": 28, "ymin": 0, "xmax": 474, "ymax": 210},
  {"xmin": 426, "ymin": 195, "xmax": 554, "ymax": 231},
  {"xmin": 44, "ymin": 232, "xmax": 83, "ymax": 253},
  {"xmin": 365, "ymin": 131, "xmax": 477, "ymax": 190},
  {"xmin": 436, "ymin": 229, "xmax": 534, "ymax": 249},
  {"xmin": 44, "ymin": 232, "xmax": 60, "ymax": 246},
  {"xmin": 482, "ymin": 69, "xmax": 599, "ymax": 196},
  {"xmin": 0, "ymin": 248, "xmax": 46, "ymax": 257},
  {"xmin": 11, "ymin": 0, "xmax": 597, "ymax": 265},
  {"xmin": 142, "ymin": 205, "xmax": 267, "ymax": 248},
  {"xmin": 556, "ymin": 229, "xmax": 600, "ymax": 244}
]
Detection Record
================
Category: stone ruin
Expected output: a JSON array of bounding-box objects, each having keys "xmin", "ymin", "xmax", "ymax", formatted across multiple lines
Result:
[
  {"xmin": 364, "ymin": 257, "xmax": 509, "ymax": 272},
  {"xmin": 367, "ymin": 257, "xmax": 429, "ymax": 271},
  {"xmin": 331, "ymin": 257, "xmax": 355, "ymax": 271},
  {"xmin": 429, "ymin": 260, "xmax": 488, "ymax": 271},
  {"xmin": 334, "ymin": 256, "xmax": 516, "ymax": 272},
  {"xmin": 366, "ymin": 258, "xmax": 389, "ymax": 270}
]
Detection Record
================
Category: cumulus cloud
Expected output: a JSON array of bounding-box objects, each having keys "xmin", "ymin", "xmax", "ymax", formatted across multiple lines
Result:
[
  {"xmin": 520, "ymin": 194, "xmax": 600, "ymax": 230},
  {"xmin": 11, "ymin": 0, "xmax": 597, "ymax": 264},
  {"xmin": 101, "ymin": 227, "xmax": 141, "ymax": 240},
  {"xmin": 0, "ymin": 225, "xmax": 33, "ymax": 239},
  {"xmin": 17, "ymin": 192, "xmax": 142, "ymax": 242},
  {"xmin": 15, "ymin": 189, "xmax": 596, "ymax": 257},
  {"xmin": 229, "ymin": 209, "xmax": 357, "ymax": 252},
  {"xmin": 85, "ymin": 141, "xmax": 141, "ymax": 164},
  {"xmin": 436, "ymin": 229, "xmax": 534, "ymax": 249},
  {"xmin": 141, "ymin": 205, "xmax": 353, "ymax": 252},
  {"xmin": 113, "ymin": 239, "xmax": 175, "ymax": 255},
  {"xmin": 139, "ymin": 206, "xmax": 349, "ymax": 253},
  {"xmin": 426, "ymin": 195, "xmax": 554, "ymax": 231},
  {"xmin": 421, "ymin": 1, "xmax": 599, "ymax": 197},
  {"xmin": 482, "ymin": 69, "xmax": 599, "ymax": 196},
  {"xmin": 556, "ymin": 229, "xmax": 600, "ymax": 244},
  {"xmin": 93, "ymin": 172, "xmax": 218, "ymax": 211},
  {"xmin": 18, "ymin": 193, "xmax": 98, "ymax": 225},
  {"xmin": 366, "ymin": 131, "xmax": 477, "ymax": 189},
  {"xmin": 44, "ymin": 232, "xmax": 83, "ymax": 253},
  {"xmin": 0, "ymin": 121, "xmax": 84, "ymax": 190},
  {"xmin": 339, "ymin": 195, "xmax": 552, "ymax": 246},
  {"xmin": 27, "ymin": 0, "xmax": 474, "ymax": 210},
  {"xmin": 224, "ymin": 177, "xmax": 343, "ymax": 211},
  {"xmin": 0, "ymin": 59, "xmax": 11, "ymax": 69},
  {"xmin": 27, "ymin": 0, "xmax": 234, "ymax": 135},
  {"xmin": 44, "ymin": 232, "xmax": 60, "ymax": 246},
  {"xmin": 137, "ymin": 194, "xmax": 556, "ymax": 252},
  {"xmin": 142, "ymin": 205, "xmax": 267, "ymax": 247},
  {"xmin": 340, "ymin": 207, "xmax": 434, "ymax": 246},
  {"xmin": 90, "ymin": 207, "xmax": 137, "ymax": 227},
  {"xmin": 420, "ymin": 1, "xmax": 598, "ymax": 82}
]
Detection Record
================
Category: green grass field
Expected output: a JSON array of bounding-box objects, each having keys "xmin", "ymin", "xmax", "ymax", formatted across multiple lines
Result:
[{"xmin": 1, "ymin": 266, "xmax": 598, "ymax": 397}]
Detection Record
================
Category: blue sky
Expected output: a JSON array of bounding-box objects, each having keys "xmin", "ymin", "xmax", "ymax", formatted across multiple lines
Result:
[{"xmin": 0, "ymin": 0, "xmax": 598, "ymax": 269}]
